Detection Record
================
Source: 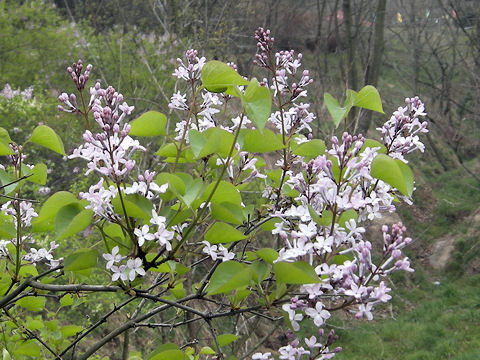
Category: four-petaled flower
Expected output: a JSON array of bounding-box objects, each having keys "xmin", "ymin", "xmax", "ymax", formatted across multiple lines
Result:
[
  {"xmin": 102, "ymin": 246, "xmax": 125, "ymax": 270},
  {"xmin": 134, "ymin": 224, "xmax": 156, "ymax": 247}
]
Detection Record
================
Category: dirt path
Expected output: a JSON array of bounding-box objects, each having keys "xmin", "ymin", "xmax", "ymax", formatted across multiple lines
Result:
[{"xmin": 429, "ymin": 236, "xmax": 455, "ymax": 270}]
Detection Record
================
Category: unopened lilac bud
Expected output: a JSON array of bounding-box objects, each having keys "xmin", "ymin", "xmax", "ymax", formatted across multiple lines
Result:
[
  {"xmin": 86, "ymin": 64, "xmax": 93, "ymax": 72},
  {"xmin": 290, "ymin": 339, "xmax": 299, "ymax": 348},
  {"xmin": 392, "ymin": 249, "xmax": 402, "ymax": 258},
  {"xmin": 125, "ymin": 160, "xmax": 135, "ymax": 171},
  {"xmin": 334, "ymin": 347, "xmax": 342, "ymax": 353},
  {"xmin": 113, "ymin": 124, "xmax": 120, "ymax": 133},
  {"xmin": 382, "ymin": 225, "xmax": 388, "ymax": 233},
  {"xmin": 67, "ymin": 67, "xmax": 73, "ymax": 74},
  {"xmin": 59, "ymin": 93, "xmax": 68, "ymax": 103}
]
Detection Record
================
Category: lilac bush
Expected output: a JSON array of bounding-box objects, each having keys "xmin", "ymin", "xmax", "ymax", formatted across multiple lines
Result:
[{"xmin": 0, "ymin": 28, "xmax": 427, "ymax": 359}]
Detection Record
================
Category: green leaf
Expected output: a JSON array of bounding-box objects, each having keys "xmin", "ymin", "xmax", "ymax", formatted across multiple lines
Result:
[
  {"xmin": 61, "ymin": 325, "xmax": 83, "ymax": 338},
  {"xmin": 206, "ymin": 261, "xmax": 252, "ymax": 295},
  {"xmin": 243, "ymin": 129, "xmax": 285, "ymax": 153},
  {"xmin": 129, "ymin": 111, "xmax": 167, "ymax": 136},
  {"xmin": 179, "ymin": 178, "xmax": 204, "ymax": 209},
  {"xmin": 155, "ymin": 173, "xmax": 185, "ymax": 200},
  {"xmin": 0, "ymin": 169, "xmax": 16, "ymax": 194},
  {"xmin": 0, "ymin": 127, "xmax": 12, "ymax": 143},
  {"xmin": 188, "ymin": 129, "xmax": 208, "ymax": 158},
  {"xmin": 202, "ymin": 181, "xmax": 242, "ymax": 206},
  {"xmin": 293, "ymin": 139, "xmax": 326, "ymax": 158},
  {"xmin": 201, "ymin": 60, "xmax": 248, "ymax": 94},
  {"xmin": 18, "ymin": 265, "xmax": 38, "ymax": 277},
  {"xmin": 205, "ymin": 222, "xmax": 246, "ymax": 244},
  {"xmin": 13, "ymin": 340, "xmax": 40, "ymax": 357},
  {"xmin": 337, "ymin": 209, "xmax": 358, "ymax": 228},
  {"xmin": 28, "ymin": 125, "xmax": 65, "ymax": 155},
  {"xmin": 370, "ymin": 154, "xmax": 413, "ymax": 196},
  {"xmin": 64, "ymin": 248, "xmax": 98, "ymax": 272},
  {"xmin": 17, "ymin": 297, "xmax": 46, "ymax": 311},
  {"xmin": 251, "ymin": 261, "xmax": 269, "ymax": 283},
  {"xmin": 189, "ymin": 128, "xmax": 235, "ymax": 159},
  {"xmin": 354, "ymin": 85, "xmax": 384, "ymax": 113},
  {"xmin": 273, "ymin": 261, "xmax": 320, "ymax": 284},
  {"xmin": 217, "ymin": 334, "xmax": 240, "ymax": 347},
  {"xmin": 199, "ymin": 346, "xmax": 216, "ymax": 355},
  {"xmin": 27, "ymin": 163, "xmax": 47, "ymax": 185},
  {"xmin": 55, "ymin": 203, "xmax": 93, "ymax": 240},
  {"xmin": 156, "ymin": 143, "xmax": 178, "ymax": 157},
  {"xmin": 256, "ymin": 248, "xmax": 279, "ymax": 265},
  {"xmin": 359, "ymin": 139, "xmax": 387, "ymax": 154},
  {"xmin": 205, "ymin": 127, "xmax": 234, "ymax": 158},
  {"xmin": 149, "ymin": 350, "xmax": 186, "ymax": 360},
  {"xmin": 331, "ymin": 254, "xmax": 353, "ymax": 265},
  {"xmin": 324, "ymin": 93, "xmax": 349, "ymax": 128},
  {"xmin": 26, "ymin": 318, "xmax": 44, "ymax": 331},
  {"xmin": 241, "ymin": 78, "xmax": 271, "ymax": 131},
  {"xmin": 112, "ymin": 193, "xmax": 153, "ymax": 220},
  {"xmin": 60, "ymin": 294, "xmax": 74, "ymax": 307},
  {"xmin": 0, "ymin": 213, "xmax": 16, "ymax": 239},
  {"xmin": 0, "ymin": 139, "xmax": 13, "ymax": 156},
  {"xmin": 211, "ymin": 202, "xmax": 244, "ymax": 225},
  {"xmin": 32, "ymin": 191, "xmax": 77, "ymax": 232}
]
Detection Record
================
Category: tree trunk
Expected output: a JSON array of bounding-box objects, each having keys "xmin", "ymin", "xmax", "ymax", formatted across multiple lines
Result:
[
  {"xmin": 342, "ymin": 0, "xmax": 358, "ymax": 132},
  {"xmin": 356, "ymin": 0, "xmax": 386, "ymax": 135}
]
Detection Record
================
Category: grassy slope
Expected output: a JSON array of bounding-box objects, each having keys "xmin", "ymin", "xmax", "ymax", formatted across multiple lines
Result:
[
  {"xmin": 334, "ymin": 274, "xmax": 480, "ymax": 360},
  {"xmin": 331, "ymin": 156, "xmax": 480, "ymax": 359}
]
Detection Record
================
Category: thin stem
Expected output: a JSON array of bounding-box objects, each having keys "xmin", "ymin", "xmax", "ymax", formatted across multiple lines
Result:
[{"xmin": 169, "ymin": 113, "xmax": 245, "ymax": 258}]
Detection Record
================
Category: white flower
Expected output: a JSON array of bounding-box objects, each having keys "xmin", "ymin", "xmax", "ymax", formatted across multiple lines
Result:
[
  {"xmin": 202, "ymin": 241, "xmax": 218, "ymax": 261},
  {"xmin": 252, "ymin": 352, "xmax": 272, "ymax": 360},
  {"xmin": 304, "ymin": 301, "xmax": 331, "ymax": 327},
  {"xmin": 282, "ymin": 303, "xmax": 303, "ymax": 331},
  {"xmin": 126, "ymin": 258, "xmax": 146, "ymax": 281},
  {"xmin": 111, "ymin": 265, "xmax": 127, "ymax": 282},
  {"xmin": 134, "ymin": 224, "xmax": 156, "ymax": 247},
  {"xmin": 102, "ymin": 246, "xmax": 125, "ymax": 270}
]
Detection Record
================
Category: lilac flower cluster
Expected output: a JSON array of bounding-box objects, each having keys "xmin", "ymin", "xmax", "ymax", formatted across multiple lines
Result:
[
  {"xmin": 67, "ymin": 59, "xmax": 93, "ymax": 91},
  {"xmin": 1, "ymin": 200, "xmax": 38, "ymax": 228},
  {"xmin": 101, "ymin": 209, "xmax": 175, "ymax": 282},
  {"xmin": 378, "ymin": 96, "xmax": 428, "ymax": 162},
  {"xmin": 201, "ymin": 240, "xmax": 235, "ymax": 262},
  {"xmin": 69, "ymin": 83, "xmax": 143, "ymax": 180},
  {"xmin": 250, "ymin": 27, "xmax": 428, "ymax": 359},
  {"xmin": 0, "ymin": 200, "xmax": 62, "ymax": 269},
  {"xmin": 264, "ymin": 107, "xmax": 427, "ymax": 358},
  {"xmin": 103, "ymin": 246, "xmax": 145, "ymax": 282},
  {"xmin": 172, "ymin": 49, "xmax": 206, "ymax": 82},
  {"xmin": 23, "ymin": 241, "xmax": 62, "ymax": 269},
  {"xmin": 57, "ymin": 61, "xmax": 180, "ymax": 284},
  {"xmin": 254, "ymin": 27, "xmax": 315, "ymax": 139},
  {"xmin": 169, "ymin": 49, "xmax": 233, "ymax": 142},
  {"xmin": 0, "ymin": 83, "xmax": 34, "ymax": 101}
]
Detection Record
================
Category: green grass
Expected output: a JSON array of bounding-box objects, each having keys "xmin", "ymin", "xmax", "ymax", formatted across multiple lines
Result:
[
  {"xmin": 332, "ymin": 275, "xmax": 480, "ymax": 360},
  {"xmin": 397, "ymin": 158, "xmax": 480, "ymax": 244}
]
